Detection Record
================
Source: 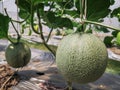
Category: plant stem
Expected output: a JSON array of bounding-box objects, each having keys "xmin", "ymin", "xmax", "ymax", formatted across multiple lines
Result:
[
  {"xmin": 84, "ymin": 0, "xmax": 87, "ymax": 19},
  {"xmin": 31, "ymin": 5, "xmax": 41, "ymax": 34},
  {"xmin": 36, "ymin": 7, "xmax": 56, "ymax": 56},
  {"xmin": 4, "ymin": 8, "xmax": 21, "ymax": 43},
  {"xmin": 12, "ymin": 15, "xmax": 30, "ymax": 24},
  {"xmin": 37, "ymin": 9, "xmax": 44, "ymax": 41},
  {"xmin": 79, "ymin": 0, "xmax": 86, "ymax": 32},
  {"xmin": 61, "ymin": 0, "xmax": 71, "ymax": 15},
  {"xmin": 46, "ymin": 27, "xmax": 54, "ymax": 43},
  {"xmin": 30, "ymin": 4, "xmax": 55, "ymax": 56},
  {"xmin": 46, "ymin": 2, "xmax": 54, "ymax": 15},
  {"xmin": 80, "ymin": 0, "xmax": 83, "ymax": 20},
  {"xmin": 84, "ymin": 20, "xmax": 120, "ymax": 31},
  {"xmin": 7, "ymin": 36, "xmax": 15, "ymax": 44}
]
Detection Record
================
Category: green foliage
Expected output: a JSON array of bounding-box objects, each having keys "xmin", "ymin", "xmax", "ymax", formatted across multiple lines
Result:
[
  {"xmin": 76, "ymin": 24, "xmax": 83, "ymax": 32},
  {"xmin": 104, "ymin": 36, "xmax": 114, "ymax": 47},
  {"xmin": 29, "ymin": 0, "xmax": 44, "ymax": 5},
  {"xmin": 16, "ymin": 0, "xmax": 114, "ymax": 30},
  {"xmin": 16, "ymin": 0, "xmax": 31, "ymax": 19},
  {"xmin": 0, "ymin": 0, "xmax": 119, "ymax": 47},
  {"xmin": 104, "ymin": 31, "xmax": 120, "ymax": 47},
  {"xmin": 94, "ymin": 26, "xmax": 110, "ymax": 33},
  {"xmin": 16, "ymin": 0, "xmax": 31, "ymax": 13},
  {"xmin": 111, "ymin": 7, "xmax": 120, "ymax": 21},
  {"xmin": 63, "ymin": 9, "xmax": 79, "ymax": 18},
  {"xmin": 112, "ymin": 31, "xmax": 119, "ymax": 37},
  {"xmin": 85, "ymin": 29, "xmax": 92, "ymax": 33},
  {"xmin": 63, "ymin": 29, "xmax": 74, "ymax": 35},
  {"xmin": 110, "ymin": 0, "xmax": 115, "ymax": 5},
  {"xmin": 43, "ymin": 11, "xmax": 73, "ymax": 29},
  {"xmin": 16, "ymin": 0, "xmax": 74, "ymax": 29},
  {"xmin": 75, "ymin": 0, "xmax": 112, "ymax": 21},
  {"xmin": 106, "ymin": 59, "xmax": 120, "ymax": 75},
  {"xmin": 0, "ymin": 13, "xmax": 10, "ymax": 39},
  {"xmin": 57, "ymin": 1, "xmax": 74, "ymax": 9},
  {"xmin": 18, "ymin": 9, "xmax": 30, "ymax": 19},
  {"xmin": 116, "ymin": 32, "xmax": 120, "ymax": 45},
  {"xmin": 87, "ymin": 0, "xmax": 111, "ymax": 21}
]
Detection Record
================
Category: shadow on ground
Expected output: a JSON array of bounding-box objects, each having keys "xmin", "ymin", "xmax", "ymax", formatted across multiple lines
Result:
[
  {"xmin": 43, "ymin": 66, "xmax": 120, "ymax": 90},
  {"xmin": 0, "ymin": 45, "xmax": 6, "ymax": 51},
  {"xmin": 12, "ymin": 64, "xmax": 120, "ymax": 90}
]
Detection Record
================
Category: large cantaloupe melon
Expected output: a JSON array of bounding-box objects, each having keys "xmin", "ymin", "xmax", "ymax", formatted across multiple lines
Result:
[
  {"xmin": 5, "ymin": 42, "xmax": 31, "ymax": 68},
  {"xmin": 56, "ymin": 33, "xmax": 108, "ymax": 84}
]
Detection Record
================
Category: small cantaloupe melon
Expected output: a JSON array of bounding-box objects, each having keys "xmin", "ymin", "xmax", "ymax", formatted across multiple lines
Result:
[
  {"xmin": 5, "ymin": 42, "xmax": 31, "ymax": 68},
  {"xmin": 56, "ymin": 33, "xmax": 108, "ymax": 84}
]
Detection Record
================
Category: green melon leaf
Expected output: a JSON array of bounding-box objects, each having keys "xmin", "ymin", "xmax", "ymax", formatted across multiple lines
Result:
[
  {"xmin": 0, "ymin": 13, "xmax": 10, "ymax": 39},
  {"xmin": 75, "ymin": 0, "xmax": 111, "ymax": 21},
  {"xmin": 57, "ymin": 17, "xmax": 73, "ymax": 29},
  {"xmin": 64, "ymin": 9, "xmax": 79, "ymax": 18},
  {"xmin": 16, "ymin": 0, "xmax": 31, "ymax": 13},
  {"xmin": 18, "ymin": 9, "xmax": 30, "ymax": 19},
  {"xmin": 45, "ymin": 11, "xmax": 73, "ymax": 29},
  {"xmin": 57, "ymin": 1, "xmax": 74, "ymax": 9},
  {"xmin": 86, "ymin": 0, "xmax": 111, "ymax": 21}
]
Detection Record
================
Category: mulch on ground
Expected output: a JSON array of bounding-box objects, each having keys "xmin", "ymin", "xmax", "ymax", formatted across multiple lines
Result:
[
  {"xmin": 109, "ymin": 46, "xmax": 120, "ymax": 55},
  {"xmin": 0, "ymin": 64, "xmax": 67, "ymax": 90},
  {"xmin": 0, "ymin": 64, "xmax": 19, "ymax": 90}
]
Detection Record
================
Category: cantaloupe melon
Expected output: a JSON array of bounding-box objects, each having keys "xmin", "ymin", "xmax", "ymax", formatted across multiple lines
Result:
[
  {"xmin": 5, "ymin": 42, "xmax": 31, "ymax": 68},
  {"xmin": 56, "ymin": 33, "xmax": 108, "ymax": 84}
]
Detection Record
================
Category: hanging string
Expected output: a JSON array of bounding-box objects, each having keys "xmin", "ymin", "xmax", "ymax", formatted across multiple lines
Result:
[
  {"xmin": 2, "ymin": 0, "xmax": 4, "ymax": 14},
  {"xmin": 84, "ymin": 0, "xmax": 87, "ymax": 20},
  {"xmin": 16, "ymin": 0, "xmax": 20, "ymax": 34}
]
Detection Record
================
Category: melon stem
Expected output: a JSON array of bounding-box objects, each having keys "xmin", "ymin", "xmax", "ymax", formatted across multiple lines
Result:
[
  {"xmin": 84, "ymin": 20, "xmax": 120, "ymax": 31},
  {"xmin": 4, "ymin": 8, "xmax": 21, "ymax": 44}
]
